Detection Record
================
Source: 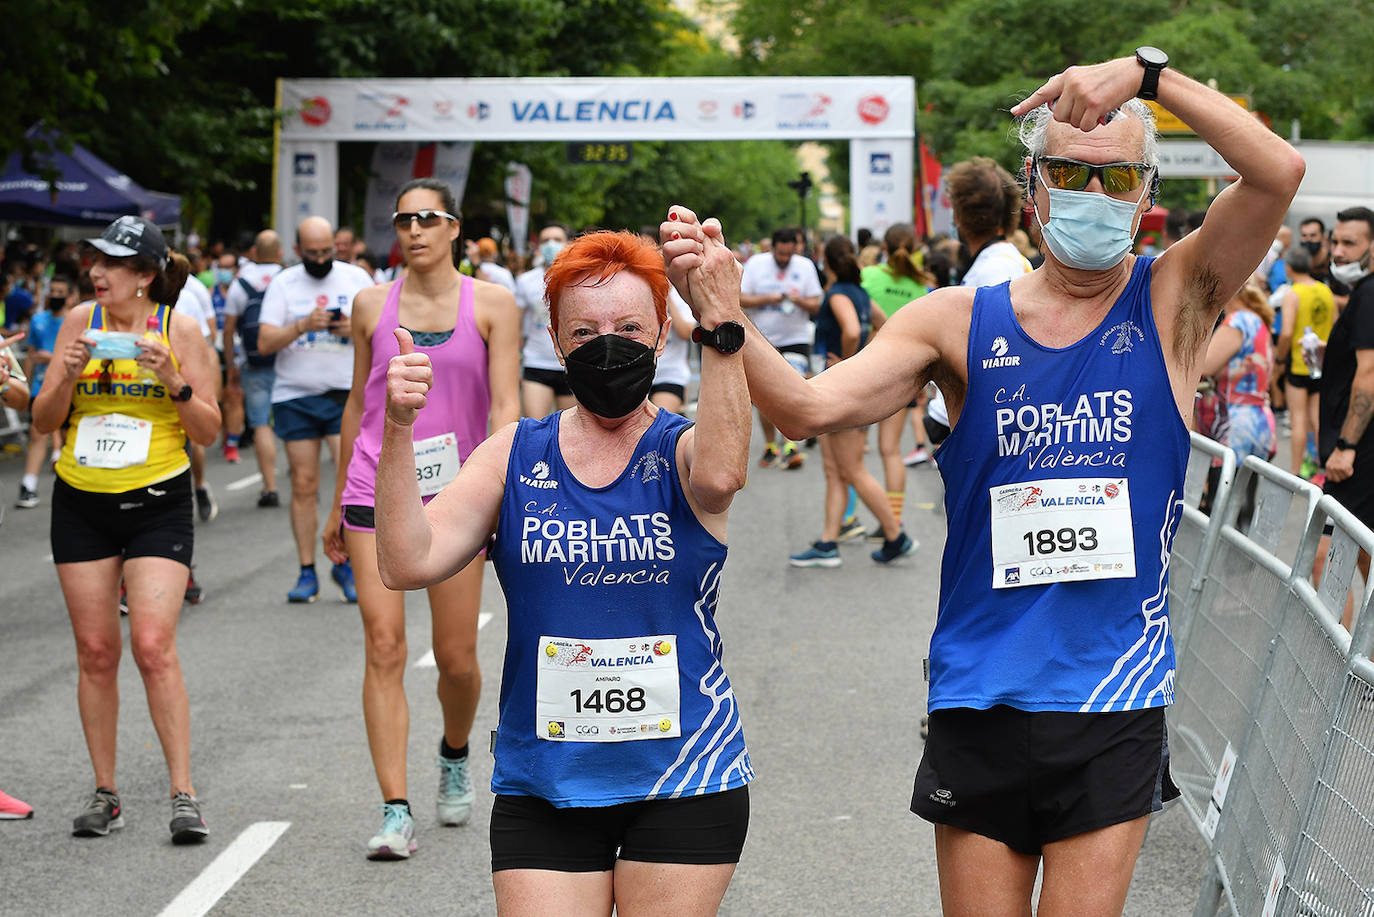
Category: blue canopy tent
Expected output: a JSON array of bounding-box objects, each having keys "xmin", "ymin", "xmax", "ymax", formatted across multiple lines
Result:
[{"xmin": 0, "ymin": 128, "xmax": 180, "ymax": 227}]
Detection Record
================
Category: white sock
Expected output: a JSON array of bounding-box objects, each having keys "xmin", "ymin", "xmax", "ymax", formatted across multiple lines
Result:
[{"xmin": 21, "ymin": 474, "xmax": 37, "ymax": 491}]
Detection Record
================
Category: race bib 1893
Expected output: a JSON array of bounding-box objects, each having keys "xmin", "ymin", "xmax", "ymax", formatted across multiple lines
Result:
[{"xmin": 990, "ymin": 477, "xmax": 1135, "ymax": 589}]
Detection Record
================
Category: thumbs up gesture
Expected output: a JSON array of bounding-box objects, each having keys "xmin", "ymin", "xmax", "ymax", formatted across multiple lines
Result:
[{"xmin": 386, "ymin": 327, "xmax": 433, "ymax": 426}]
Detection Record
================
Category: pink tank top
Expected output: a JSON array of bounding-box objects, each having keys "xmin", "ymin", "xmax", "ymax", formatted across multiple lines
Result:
[{"xmin": 341, "ymin": 275, "xmax": 491, "ymax": 507}]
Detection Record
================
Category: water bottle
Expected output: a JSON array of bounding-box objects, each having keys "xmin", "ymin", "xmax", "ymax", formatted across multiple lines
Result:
[
  {"xmin": 1300, "ymin": 326, "xmax": 1323, "ymax": 380},
  {"xmin": 140, "ymin": 314, "xmax": 161, "ymax": 382}
]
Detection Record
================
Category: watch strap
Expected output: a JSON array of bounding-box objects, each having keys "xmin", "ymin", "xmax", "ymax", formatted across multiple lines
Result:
[
  {"xmin": 1135, "ymin": 47, "xmax": 1167, "ymax": 101},
  {"xmin": 1337, "ymin": 437, "xmax": 1357, "ymax": 452}
]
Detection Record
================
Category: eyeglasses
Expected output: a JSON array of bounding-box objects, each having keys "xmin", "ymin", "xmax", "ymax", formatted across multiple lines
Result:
[
  {"xmin": 98, "ymin": 360, "xmax": 113, "ymax": 395},
  {"xmin": 1036, "ymin": 157, "xmax": 1151, "ymax": 194},
  {"xmin": 392, "ymin": 209, "xmax": 458, "ymax": 230}
]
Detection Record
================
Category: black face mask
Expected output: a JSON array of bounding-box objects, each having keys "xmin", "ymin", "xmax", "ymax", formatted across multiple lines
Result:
[
  {"xmin": 561, "ymin": 332, "xmax": 658, "ymax": 419},
  {"xmin": 303, "ymin": 257, "xmax": 333, "ymax": 279},
  {"xmin": 1300, "ymin": 240, "xmax": 1322, "ymax": 257}
]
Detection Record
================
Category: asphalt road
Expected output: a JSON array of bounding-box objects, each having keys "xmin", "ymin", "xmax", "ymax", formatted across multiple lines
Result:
[{"xmin": 0, "ymin": 427, "xmax": 1208, "ymax": 916}]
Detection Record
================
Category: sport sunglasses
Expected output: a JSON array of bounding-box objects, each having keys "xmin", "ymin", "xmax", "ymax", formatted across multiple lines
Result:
[
  {"xmin": 391, "ymin": 209, "xmax": 459, "ymax": 230},
  {"xmin": 1036, "ymin": 157, "xmax": 1152, "ymax": 194}
]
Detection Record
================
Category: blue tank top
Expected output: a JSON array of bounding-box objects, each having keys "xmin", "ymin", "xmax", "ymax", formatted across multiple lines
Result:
[
  {"xmin": 932, "ymin": 256, "xmax": 1189, "ymax": 713},
  {"xmin": 814, "ymin": 280, "xmax": 871, "ymax": 360},
  {"xmin": 490, "ymin": 408, "xmax": 754, "ymax": 806}
]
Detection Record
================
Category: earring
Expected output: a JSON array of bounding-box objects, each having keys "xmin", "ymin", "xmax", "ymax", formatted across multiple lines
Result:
[{"xmin": 136, "ymin": 287, "xmax": 145, "ymax": 298}]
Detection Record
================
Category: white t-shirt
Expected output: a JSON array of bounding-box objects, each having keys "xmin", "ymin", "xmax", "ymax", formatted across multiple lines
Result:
[
  {"xmin": 174, "ymin": 280, "xmax": 214, "ymax": 340},
  {"xmin": 739, "ymin": 252, "xmax": 822, "ymax": 348},
  {"xmin": 259, "ymin": 261, "xmax": 372, "ymax": 403},
  {"xmin": 514, "ymin": 266, "xmax": 562, "ymax": 372},
  {"xmin": 654, "ymin": 289, "xmax": 696, "ymax": 389},
  {"xmin": 478, "ymin": 261, "xmax": 517, "ymax": 294},
  {"xmin": 223, "ymin": 262, "xmax": 283, "ymax": 317},
  {"xmin": 960, "ymin": 240, "xmax": 1032, "ymax": 289}
]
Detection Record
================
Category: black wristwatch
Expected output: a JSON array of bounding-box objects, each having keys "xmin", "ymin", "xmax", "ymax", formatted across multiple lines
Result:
[
  {"xmin": 170, "ymin": 383, "xmax": 194, "ymax": 403},
  {"xmin": 1336, "ymin": 436, "xmax": 1357, "ymax": 453},
  {"xmin": 1134, "ymin": 47, "xmax": 1168, "ymax": 101},
  {"xmin": 692, "ymin": 321, "xmax": 746, "ymax": 354}
]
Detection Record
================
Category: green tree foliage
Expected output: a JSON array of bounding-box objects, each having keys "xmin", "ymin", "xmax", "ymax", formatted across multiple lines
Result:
[
  {"xmin": 729, "ymin": 0, "xmax": 1374, "ymax": 174},
  {"xmin": 6, "ymin": 0, "xmax": 801, "ymax": 241}
]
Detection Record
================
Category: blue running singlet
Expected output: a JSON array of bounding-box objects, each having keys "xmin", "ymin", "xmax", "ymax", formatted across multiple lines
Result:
[
  {"xmin": 931, "ymin": 256, "xmax": 1189, "ymax": 713},
  {"xmin": 490, "ymin": 409, "xmax": 754, "ymax": 807}
]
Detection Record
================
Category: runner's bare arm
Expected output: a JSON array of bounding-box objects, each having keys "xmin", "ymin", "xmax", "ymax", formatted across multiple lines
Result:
[
  {"xmin": 675, "ymin": 219, "xmax": 750, "ymax": 531},
  {"xmin": 325, "ymin": 284, "xmax": 387, "ymax": 563},
  {"xmin": 663, "ymin": 205, "xmax": 962, "ymax": 438},
  {"xmin": 476, "ymin": 284, "xmax": 523, "ymax": 430}
]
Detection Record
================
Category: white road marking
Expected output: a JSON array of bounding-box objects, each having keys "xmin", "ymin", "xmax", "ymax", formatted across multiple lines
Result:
[
  {"xmin": 415, "ymin": 612, "xmax": 494, "ymax": 668},
  {"xmin": 289, "ymin": 784, "xmax": 308, "ymax": 789},
  {"xmin": 225, "ymin": 473, "xmax": 263, "ymax": 492},
  {"xmin": 157, "ymin": 821, "xmax": 290, "ymax": 917}
]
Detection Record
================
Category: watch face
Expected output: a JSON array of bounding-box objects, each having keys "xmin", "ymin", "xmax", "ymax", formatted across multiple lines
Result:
[
  {"xmin": 1137, "ymin": 46, "xmax": 1167, "ymax": 67},
  {"xmin": 713, "ymin": 322, "xmax": 745, "ymax": 353}
]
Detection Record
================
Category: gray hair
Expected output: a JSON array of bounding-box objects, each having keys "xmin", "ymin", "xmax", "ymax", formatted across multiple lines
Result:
[
  {"xmin": 1017, "ymin": 98, "xmax": 1159, "ymax": 169},
  {"xmin": 1284, "ymin": 244, "xmax": 1312, "ymax": 275}
]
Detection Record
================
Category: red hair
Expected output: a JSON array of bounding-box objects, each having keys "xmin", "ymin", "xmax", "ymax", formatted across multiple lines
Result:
[{"xmin": 543, "ymin": 231, "xmax": 669, "ymax": 332}]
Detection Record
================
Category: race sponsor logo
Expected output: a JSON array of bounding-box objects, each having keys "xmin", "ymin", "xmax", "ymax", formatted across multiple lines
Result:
[
  {"xmin": 982, "ymin": 335, "xmax": 1020, "ymax": 369},
  {"xmin": 519, "ymin": 460, "xmax": 559, "ymax": 489},
  {"xmin": 857, "ymin": 95, "xmax": 890, "ymax": 125},
  {"xmin": 870, "ymin": 153, "xmax": 892, "ymax": 175},
  {"xmin": 1100, "ymin": 320, "xmax": 1144, "ymax": 354},
  {"xmin": 777, "ymin": 92, "xmax": 831, "ymax": 130},
  {"xmin": 300, "ymin": 96, "xmax": 331, "ymax": 127},
  {"xmin": 467, "ymin": 101, "xmax": 491, "ymax": 121},
  {"xmin": 433, "ymin": 98, "xmax": 455, "ymax": 120},
  {"xmin": 354, "ymin": 91, "xmax": 410, "ymax": 132},
  {"xmin": 697, "ymin": 99, "xmax": 719, "ymax": 121},
  {"xmin": 733, "ymin": 101, "xmax": 756, "ymax": 120},
  {"xmin": 293, "ymin": 154, "xmax": 317, "ymax": 177},
  {"xmin": 547, "ymin": 721, "xmax": 565, "ymax": 737},
  {"xmin": 1004, "ymin": 566, "xmax": 1020, "ymax": 585}
]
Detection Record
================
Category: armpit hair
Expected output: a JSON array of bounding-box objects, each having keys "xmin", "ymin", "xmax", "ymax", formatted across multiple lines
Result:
[{"xmin": 1175, "ymin": 264, "xmax": 1225, "ymax": 366}]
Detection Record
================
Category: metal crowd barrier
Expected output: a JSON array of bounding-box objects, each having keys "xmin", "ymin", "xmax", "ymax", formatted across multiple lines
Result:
[{"xmin": 1166, "ymin": 438, "xmax": 1374, "ymax": 916}]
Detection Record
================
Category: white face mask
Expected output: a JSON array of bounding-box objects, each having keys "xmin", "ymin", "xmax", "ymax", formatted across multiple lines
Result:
[
  {"xmin": 1330, "ymin": 248, "xmax": 1372, "ymax": 285},
  {"xmin": 1033, "ymin": 181, "xmax": 1149, "ymax": 272}
]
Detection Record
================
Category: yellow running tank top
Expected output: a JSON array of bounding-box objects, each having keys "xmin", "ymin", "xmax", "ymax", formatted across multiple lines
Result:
[
  {"xmin": 56, "ymin": 303, "xmax": 189, "ymax": 493},
  {"xmin": 1289, "ymin": 282, "xmax": 1335, "ymax": 376}
]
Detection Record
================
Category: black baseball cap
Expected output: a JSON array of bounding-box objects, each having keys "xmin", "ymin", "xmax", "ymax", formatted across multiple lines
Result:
[{"xmin": 86, "ymin": 215, "xmax": 168, "ymax": 268}]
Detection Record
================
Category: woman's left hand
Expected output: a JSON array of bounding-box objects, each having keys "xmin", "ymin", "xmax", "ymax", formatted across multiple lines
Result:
[{"xmin": 137, "ymin": 335, "xmax": 179, "ymax": 386}]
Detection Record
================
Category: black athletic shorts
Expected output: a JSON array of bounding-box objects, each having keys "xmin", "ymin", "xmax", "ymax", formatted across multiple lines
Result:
[
  {"xmin": 1285, "ymin": 372, "xmax": 1320, "ymax": 393},
  {"xmin": 1324, "ymin": 462, "xmax": 1374, "ymax": 531},
  {"xmin": 51, "ymin": 470, "xmax": 194, "ymax": 566},
  {"xmin": 650, "ymin": 382, "xmax": 685, "ymax": 401},
  {"xmin": 910, "ymin": 705, "xmax": 1177, "ymax": 855},
  {"xmin": 923, "ymin": 415, "xmax": 951, "ymax": 446},
  {"xmin": 523, "ymin": 366, "xmax": 573, "ymax": 397},
  {"xmin": 490, "ymin": 785, "xmax": 750, "ymax": 873}
]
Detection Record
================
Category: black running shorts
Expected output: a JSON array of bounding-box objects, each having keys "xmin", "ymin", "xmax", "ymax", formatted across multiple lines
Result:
[
  {"xmin": 490, "ymin": 785, "xmax": 750, "ymax": 873},
  {"xmin": 522, "ymin": 366, "xmax": 573, "ymax": 397},
  {"xmin": 910, "ymin": 705, "xmax": 1178, "ymax": 855},
  {"xmin": 51, "ymin": 470, "xmax": 194, "ymax": 566}
]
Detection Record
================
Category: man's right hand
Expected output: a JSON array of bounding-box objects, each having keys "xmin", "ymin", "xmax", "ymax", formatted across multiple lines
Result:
[
  {"xmin": 386, "ymin": 327, "xmax": 431, "ymax": 426},
  {"xmin": 1327, "ymin": 448, "xmax": 1357, "ymax": 483},
  {"xmin": 300, "ymin": 307, "xmax": 332, "ymax": 334}
]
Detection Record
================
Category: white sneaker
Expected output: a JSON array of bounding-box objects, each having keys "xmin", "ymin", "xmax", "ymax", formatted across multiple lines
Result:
[
  {"xmin": 366, "ymin": 803, "xmax": 417, "ymax": 860},
  {"xmin": 436, "ymin": 754, "xmax": 475, "ymax": 826}
]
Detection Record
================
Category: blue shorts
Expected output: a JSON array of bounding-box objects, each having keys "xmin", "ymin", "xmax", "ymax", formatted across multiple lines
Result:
[
  {"xmin": 241, "ymin": 365, "xmax": 276, "ymax": 429},
  {"xmin": 273, "ymin": 393, "xmax": 345, "ymax": 442}
]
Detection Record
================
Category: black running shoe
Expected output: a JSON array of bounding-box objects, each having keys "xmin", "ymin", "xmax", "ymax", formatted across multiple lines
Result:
[
  {"xmin": 872, "ymin": 531, "xmax": 918, "ymax": 564},
  {"xmin": 72, "ymin": 788, "xmax": 123, "ymax": 837},
  {"xmin": 257, "ymin": 490, "xmax": 280, "ymax": 508},
  {"xmin": 170, "ymin": 792, "xmax": 208, "ymax": 844}
]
